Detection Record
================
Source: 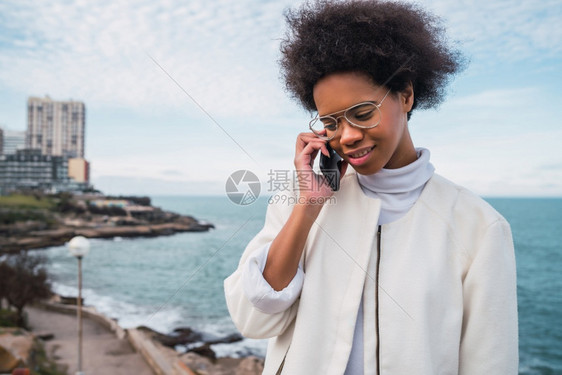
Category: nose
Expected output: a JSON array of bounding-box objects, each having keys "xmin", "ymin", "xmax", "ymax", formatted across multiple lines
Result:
[{"xmin": 337, "ymin": 117, "xmax": 363, "ymax": 146}]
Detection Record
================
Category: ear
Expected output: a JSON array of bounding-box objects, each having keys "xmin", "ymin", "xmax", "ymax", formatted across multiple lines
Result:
[{"xmin": 400, "ymin": 82, "xmax": 414, "ymax": 113}]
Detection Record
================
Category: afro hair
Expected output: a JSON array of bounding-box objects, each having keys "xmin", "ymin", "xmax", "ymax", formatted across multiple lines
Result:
[{"xmin": 280, "ymin": 0, "xmax": 466, "ymax": 118}]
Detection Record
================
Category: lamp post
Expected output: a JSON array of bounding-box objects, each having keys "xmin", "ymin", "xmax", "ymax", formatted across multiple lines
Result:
[{"xmin": 67, "ymin": 236, "xmax": 90, "ymax": 375}]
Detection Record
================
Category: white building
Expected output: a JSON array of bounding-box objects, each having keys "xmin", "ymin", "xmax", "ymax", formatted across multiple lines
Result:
[
  {"xmin": 27, "ymin": 96, "xmax": 86, "ymax": 158},
  {"xmin": 0, "ymin": 127, "xmax": 26, "ymax": 155}
]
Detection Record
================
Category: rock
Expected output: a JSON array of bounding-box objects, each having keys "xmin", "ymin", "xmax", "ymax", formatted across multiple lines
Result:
[
  {"xmin": 178, "ymin": 353, "xmax": 264, "ymax": 375},
  {"xmin": 29, "ymin": 228, "xmax": 75, "ymax": 238},
  {"xmin": 149, "ymin": 326, "xmax": 243, "ymax": 349},
  {"xmin": 180, "ymin": 352, "xmax": 214, "ymax": 374},
  {"xmin": 188, "ymin": 343, "xmax": 216, "ymax": 360},
  {"xmin": 0, "ymin": 328, "xmax": 34, "ymax": 372},
  {"xmin": 0, "ymin": 195, "xmax": 215, "ymax": 254},
  {"xmin": 0, "ymin": 345, "xmax": 21, "ymax": 372},
  {"xmin": 207, "ymin": 333, "xmax": 244, "ymax": 345},
  {"xmin": 235, "ymin": 356, "xmax": 264, "ymax": 375},
  {"xmin": 58, "ymin": 295, "xmax": 84, "ymax": 305}
]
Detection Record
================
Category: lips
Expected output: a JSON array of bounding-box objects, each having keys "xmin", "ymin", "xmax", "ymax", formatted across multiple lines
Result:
[
  {"xmin": 346, "ymin": 145, "xmax": 375, "ymax": 166},
  {"xmin": 347, "ymin": 145, "xmax": 375, "ymax": 158}
]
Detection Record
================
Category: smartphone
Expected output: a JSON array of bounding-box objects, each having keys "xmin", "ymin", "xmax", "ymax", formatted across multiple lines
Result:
[{"xmin": 320, "ymin": 143, "xmax": 343, "ymax": 191}]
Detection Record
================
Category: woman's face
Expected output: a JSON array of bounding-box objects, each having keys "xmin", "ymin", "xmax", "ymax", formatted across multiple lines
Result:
[{"xmin": 313, "ymin": 71, "xmax": 417, "ymax": 175}]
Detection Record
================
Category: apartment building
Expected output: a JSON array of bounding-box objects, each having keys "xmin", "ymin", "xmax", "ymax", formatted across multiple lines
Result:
[{"xmin": 27, "ymin": 96, "xmax": 86, "ymax": 158}]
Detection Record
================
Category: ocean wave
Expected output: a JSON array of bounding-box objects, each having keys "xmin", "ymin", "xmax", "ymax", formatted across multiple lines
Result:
[
  {"xmin": 50, "ymin": 281, "xmax": 267, "ymax": 358},
  {"xmin": 211, "ymin": 339, "xmax": 267, "ymax": 359},
  {"xmin": 52, "ymin": 282, "xmax": 185, "ymax": 332}
]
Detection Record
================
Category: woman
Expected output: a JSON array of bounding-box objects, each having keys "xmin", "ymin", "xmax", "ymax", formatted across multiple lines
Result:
[{"xmin": 224, "ymin": 1, "xmax": 518, "ymax": 374}]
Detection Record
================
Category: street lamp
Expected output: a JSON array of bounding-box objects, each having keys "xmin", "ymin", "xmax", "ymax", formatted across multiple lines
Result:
[{"xmin": 67, "ymin": 236, "xmax": 90, "ymax": 375}]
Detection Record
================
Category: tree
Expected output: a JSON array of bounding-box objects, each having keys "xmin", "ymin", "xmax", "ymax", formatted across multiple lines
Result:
[
  {"xmin": 0, "ymin": 251, "xmax": 52, "ymax": 327},
  {"xmin": 0, "ymin": 262, "xmax": 13, "ymax": 309}
]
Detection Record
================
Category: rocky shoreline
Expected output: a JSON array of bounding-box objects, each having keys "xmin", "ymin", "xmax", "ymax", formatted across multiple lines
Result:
[
  {"xmin": 0, "ymin": 220, "xmax": 215, "ymax": 254},
  {"xmin": 0, "ymin": 193, "xmax": 215, "ymax": 254}
]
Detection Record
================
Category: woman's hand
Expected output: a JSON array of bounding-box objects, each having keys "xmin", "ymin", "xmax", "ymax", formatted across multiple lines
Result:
[
  {"xmin": 294, "ymin": 132, "xmax": 348, "ymax": 204},
  {"xmin": 262, "ymin": 132, "xmax": 348, "ymax": 291}
]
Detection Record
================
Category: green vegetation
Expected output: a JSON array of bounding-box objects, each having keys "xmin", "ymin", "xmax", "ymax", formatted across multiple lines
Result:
[
  {"xmin": 0, "ymin": 192, "xmax": 85, "ymax": 226},
  {"xmin": 0, "ymin": 252, "xmax": 52, "ymax": 327},
  {"xmin": 0, "ymin": 250, "xmax": 64, "ymax": 375},
  {"xmin": 0, "ymin": 309, "xmax": 19, "ymax": 327},
  {"xmin": 0, "ymin": 323, "xmax": 67, "ymax": 375},
  {"xmin": 0, "ymin": 193, "xmax": 58, "ymax": 226},
  {"xmin": 53, "ymin": 192, "xmax": 85, "ymax": 214},
  {"xmin": 28, "ymin": 340, "xmax": 68, "ymax": 375},
  {"xmin": 0, "ymin": 209, "xmax": 55, "ymax": 226},
  {"xmin": 0, "ymin": 194, "xmax": 56, "ymax": 209}
]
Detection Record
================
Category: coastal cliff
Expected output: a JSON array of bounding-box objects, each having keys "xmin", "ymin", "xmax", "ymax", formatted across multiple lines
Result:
[{"xmin": 0, "ymin": 193, "xmax": 214, "ymax": 254}]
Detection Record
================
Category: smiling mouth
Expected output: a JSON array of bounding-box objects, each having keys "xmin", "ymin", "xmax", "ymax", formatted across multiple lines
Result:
[{"xmin": 348, "ymin": 146, "xmax": 375, "ymax": 159}]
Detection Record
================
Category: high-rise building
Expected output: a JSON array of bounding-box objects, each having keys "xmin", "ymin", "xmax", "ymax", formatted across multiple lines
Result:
[
  {"xmin": 1, "ymin": 128, "xmax": 26, "ymax": 155},
  {"xmin": 27, "ymin": 96, "xmax": 86, "ymax": 158}
]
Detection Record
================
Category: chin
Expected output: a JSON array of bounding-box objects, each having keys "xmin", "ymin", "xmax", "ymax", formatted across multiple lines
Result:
[{"xmin": 351, "ymin": 163, "xmax": 382, "ymax": 176}]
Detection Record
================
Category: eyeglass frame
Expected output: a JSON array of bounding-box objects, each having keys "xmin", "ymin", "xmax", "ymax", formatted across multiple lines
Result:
[{"xmin": 309, "ymin": 88, "xmax": 392, "ymax": 140}]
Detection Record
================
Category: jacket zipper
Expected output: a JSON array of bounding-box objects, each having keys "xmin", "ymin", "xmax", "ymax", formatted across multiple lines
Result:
[{"xmin": 376, "ymin": 225, "xmax": 382, "ymax": 375}]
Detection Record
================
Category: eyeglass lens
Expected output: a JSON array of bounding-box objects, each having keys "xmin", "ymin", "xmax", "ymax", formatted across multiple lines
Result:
[{"xmin": 310, "ymin": 102, "xmax": 381, "ymax": 138}]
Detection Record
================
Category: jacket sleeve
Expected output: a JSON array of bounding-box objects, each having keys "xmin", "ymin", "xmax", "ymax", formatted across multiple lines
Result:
[
  {"xmin": 224, "ymin": 193, "xmax": 301, "ymax": 339},
  {"xmin": 459, "ymin": 218, "xmax": 519, "ymax": 374},
  {"xmin": 242, "ymin": 243, "xmax": 304, "ymax": 314}
]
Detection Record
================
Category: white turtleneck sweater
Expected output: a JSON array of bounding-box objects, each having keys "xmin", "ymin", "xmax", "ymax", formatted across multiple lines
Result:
[{"xmin": 242, "ymin": 148, "xmax": 435, "ymax": 374}]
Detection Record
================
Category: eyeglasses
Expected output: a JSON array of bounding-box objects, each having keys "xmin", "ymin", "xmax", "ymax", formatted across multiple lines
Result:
[{"xmin": 309, "ymin": 88, "xmax": 392, "ymax": 140}]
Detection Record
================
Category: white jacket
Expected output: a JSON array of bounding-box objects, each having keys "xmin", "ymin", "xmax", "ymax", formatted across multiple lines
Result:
[{"xmin": 224, "ymin": 171, "xmax": 518, "ymax": 374}]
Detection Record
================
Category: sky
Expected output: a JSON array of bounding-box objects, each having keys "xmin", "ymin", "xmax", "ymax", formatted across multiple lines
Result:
[{"xmin": 0, "ymin": 0, "xmax": 561, "ymax": 197}]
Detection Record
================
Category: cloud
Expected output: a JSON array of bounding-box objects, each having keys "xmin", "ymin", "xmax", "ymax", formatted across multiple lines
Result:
[
  {"xmin": 408, "ymin": 83, "xmax": 562, "ymax": 197},
  {"xmin": 446, "ymin": 87, "xmax": 536, "ymax": 108},
  {"xmin": 416, "ymin": 0, "xmax": 562, "ymax": 64},
  {"xmin": 0, "ymin": 0, "xmax": 300, "ymax": 117},
  {"xmin": 161, "ymin": 169, "xmax": 184, "ymax": 176},
  {"xmin": 1, "ymin": 0, "xmax": 559, "ymax": 120},
  {"xmin": 539, "ymin": 163, "xmax": 562, "ymax": 171},
  {"xmin": 411, "ymin": 86, "xmax": 556, "ymax": 145}
]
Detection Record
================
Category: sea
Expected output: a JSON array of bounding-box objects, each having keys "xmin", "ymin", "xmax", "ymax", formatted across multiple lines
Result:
[{"xmin": 33, "ymin": 196, "xmax": 562, "ymax": 374}]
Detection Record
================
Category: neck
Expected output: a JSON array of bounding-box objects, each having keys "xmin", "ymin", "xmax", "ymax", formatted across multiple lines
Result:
[
  {"xmin": 357, "ymin": 147, "xmax": 435, "ymax": 225},
  {"xmin": 384, "ymin": 126, "xmax": 417, "ymax": 169}
]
